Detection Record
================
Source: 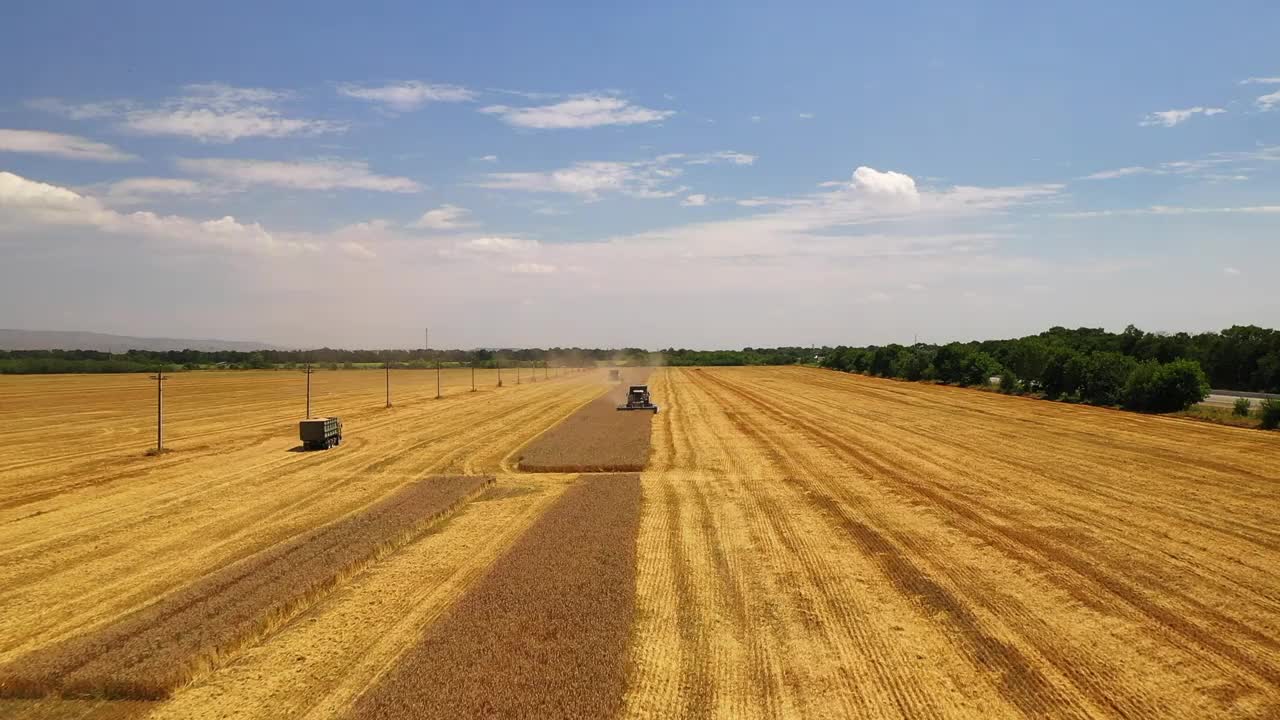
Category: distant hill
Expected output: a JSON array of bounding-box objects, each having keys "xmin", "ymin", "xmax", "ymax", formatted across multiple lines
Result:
[{"xmin": 0, "ymin": 329, "xmax": 283, "ymax": 353}]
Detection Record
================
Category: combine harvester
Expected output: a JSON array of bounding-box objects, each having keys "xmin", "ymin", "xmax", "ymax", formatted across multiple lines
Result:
[{"xmin": 617, "ymin": 385, "xmax": 659, "ymax": 413}]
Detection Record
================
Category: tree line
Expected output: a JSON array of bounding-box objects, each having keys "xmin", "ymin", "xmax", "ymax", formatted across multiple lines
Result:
[
  {"xmin": 3, "ymin": 325, "xmax": 1277, "ymax": 403},
  {"xmin": 819, "ymin": 324, "xmax": 1280, "ymax": 414},
  {"xmin": 0, "ymin": 345, "xmax": 819, "ymax": 374}
]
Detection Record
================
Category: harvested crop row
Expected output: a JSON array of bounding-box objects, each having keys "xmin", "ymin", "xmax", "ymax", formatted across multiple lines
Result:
[
  {"xmin": 515, "ymin": 370, "xmax": 654, "ymax": 472},
  {"xmin": 0, "ymin": 474, "xmax": 493, "ymax": 701},
  {"xmin": 348, "ymin": 473, "xmax": 642, "ymax": 720}
]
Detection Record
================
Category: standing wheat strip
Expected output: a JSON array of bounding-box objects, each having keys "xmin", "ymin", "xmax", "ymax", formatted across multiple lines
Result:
[
  {"xmin": 349, "ymin": 473, "xmax": 642, "ymax": 719},
  {"xmin": 0, "ymin": 474, "xmax": 493, "ymax": 700},
  {"xmin": 516, "ymin": 369, "xmax": 654, "ymax": 472}
]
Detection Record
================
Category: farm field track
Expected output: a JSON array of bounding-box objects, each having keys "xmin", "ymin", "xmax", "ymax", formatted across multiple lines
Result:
[
  {"xmin": 625, "ymin": 366, "xmax": 1280, "ymax": 719},
  {"xmin": 2, "ymin": 365, "xmax": 1278, "ymax": 719},
  {"xmin": 515, "ymin": 368, "xmax": 654, "ymax": 472}
]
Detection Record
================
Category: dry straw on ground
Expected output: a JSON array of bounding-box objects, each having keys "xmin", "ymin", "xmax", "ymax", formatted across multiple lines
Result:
[
  {"xmin": 0, "ymin": 474, "xmax": 492, "ymax": 700},
  {"xmin": 348, "ymin": 473, "xmax": 642, "ymax": 719},
  {"xmin": 515, "ymin": 370, "xmax": 654, "ymax": 472}
]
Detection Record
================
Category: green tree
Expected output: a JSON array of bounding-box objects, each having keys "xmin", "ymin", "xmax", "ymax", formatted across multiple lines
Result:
[
  {"xmin": 1233, "ymin": 397, "xmax": 1253, "ymax": 417},
  {"xmin": 960, "ymin": 351, "xmax": 1002, "ymax": 387},
  {"xmin": 999, "ymin": 370, "xmax": 1020, "ymax": 393},
  {"xmin": 1003, "ymin": 338, "xmax": 1052, "ymax": 388},
  {"xmin": 931, "ymin": 343, "xmax": 972, "ymax": 384},
  {"xmin": 1079, "ymin": 352, "xmax": 1137, "ymax": 406},
  {"xmin": 1121, "ymin": 359, "xmax": 1209, "ymax": 413},
  {"xmin": 1260, "ymin": 398, "xmax": 1280, "ymax": 430}
]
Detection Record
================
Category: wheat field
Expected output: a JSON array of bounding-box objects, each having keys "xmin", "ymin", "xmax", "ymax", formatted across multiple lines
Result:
[{"xmin": 1, "ymin": 366, "xmax": 1277, "ymax": 719}]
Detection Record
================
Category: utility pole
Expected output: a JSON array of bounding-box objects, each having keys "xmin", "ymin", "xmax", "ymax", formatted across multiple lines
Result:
[
  {"xmin": 385, "ymin": 360, "xmax": 392, "ymax": 408},
  {"xmin": 471, "ymin": 361, "xmax": 476, "ymax": 392},
  {"xmin": 149, "ymin": 367, "xmax": 167, "ymax": 453},
  {"xmin": 436, "ymin": 359, "xmax": 442, "ymax": 399},
  {"xmin": 303, "ymin": 362, "xmax": 315, "ymax": 418},
  {"xmin": 497, "ymin": 356, "xmax": 503, "ymax": 387}
]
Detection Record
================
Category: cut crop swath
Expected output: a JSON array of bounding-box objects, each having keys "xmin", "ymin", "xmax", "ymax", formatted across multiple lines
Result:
[{"xmin": 0, "ymin": 474, "xmax": 492, "ymax": 700}]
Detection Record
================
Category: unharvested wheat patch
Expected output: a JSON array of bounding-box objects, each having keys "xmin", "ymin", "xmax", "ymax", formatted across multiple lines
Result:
[
  {"xmin": 348, "ymin": 473, "xmax": 642, "ymax": 719},
  {"xmin": 515, "ymin": 370, "xmax": 654, "ymax": 473}
]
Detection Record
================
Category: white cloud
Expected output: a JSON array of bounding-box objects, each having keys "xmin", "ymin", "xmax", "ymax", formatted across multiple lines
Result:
[
  {"xmin": 1, "ymin": 165, "xmax": 1086, "ymax": 347},
  {"xmin": 1223, "ymin": 266, "xmax": 1242, "ymax": 275},
  {"xmin": 410, "ymin": 204, "xmax": 474, "ymax": 230},
  {"xmin": 681, "ymin": 193, "xmax": 708, "ymax": 207},
  {"xmin": 750, "ymin": 115, "xmax": 762, "ymax": 123},
  {"xmin": 1258, "ymin": 90, "xmax": 1280, "ymax": 111},
  {"xmin": 0, "ymin": 129, "xmax": 135, "ymax": 162},
  {"xmin": 736, "ymin": 196, "xmax": 815, "ymax": 208},
  {"xmin": 460, "ymin": 236, "xmax": 540, "ymax": 254},
  {"xmin": 101, "ymin": 177, "xmax": 203, "ymax": 205},
  {"xmin": 1082, "ymin": 144, "xmax": 1280, "ymax": 181},
  {"xmin": 337, "ymin": 81, "xmax": 476, "ymax": 111},
  {"xmin": 1240, "ymin": 77, "xmax": 1280, "ymax": 85},
  {"xmin": 477, "ymin": 156, "xmax": 687, "ymax": 200},
  {"xmin": 479, "ymin": 95, "xmax": 673, "ymax": 129},
  {"xmin": 0, "ymin": 170, "xmax": 314, "ymax": 256},
  {"xmin": 1082, "ymin": 166, "xmax": 1153, "ymax": 180},
  {"xmin": 478, "ymin": 155, "xmax": 498, "ymax": 162},
  {"xmin": 1139, "ymin": 106, "xmax": 1226, "ymax": 127},
  {"xmin": 338, "ymin": 240, "xmax": 377, "ymax": 260},
  {"xmin": 798, "ymin": 113, "xmax": 815, "ymax": 119},
  {"xmin": 176, "ymin": 158, "xmax": 420, "ymax": 192},
  {"xmin": 32, "ymin": 83, "xmax": 343, "ymax": 142},
  {"xmin": 0, "ymin": 170, "xmax": 84, "ymax": 207},
  {"xmin": 477, "ymin": 152, "xmax": 754, "ymax": 201},
  {"xmin": 851, "ymin": 166, "xmax": 920, "ymax": 204},
  {"xmin": 686, "ymin": 150, "xmax": 756, "ymax": 166},
  {"xmin": 1056, "ymin": 205, "xmax": 1280, "ymax": 218},
  {"xmin": 509, "ymin": 262, "xmax": 556, "ymax": 274}
]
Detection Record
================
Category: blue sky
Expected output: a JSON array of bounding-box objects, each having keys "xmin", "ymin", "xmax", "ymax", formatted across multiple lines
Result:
[{"xmin": 1, "ymin": 1, "xmax": 1277, "ymax": 348}]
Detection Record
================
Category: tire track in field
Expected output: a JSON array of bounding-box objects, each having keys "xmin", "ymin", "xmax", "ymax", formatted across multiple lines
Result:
[
  {"xmin": 791, "ymin": 376, "xmax": 1280, "ymax": 611},
  {"xmin": 798, "ymin": 372, "xmax": 1280, "ymax": 550},
  {"xmin": 698, "ymin": 371, "xmax": 1155, "ymax": 718},
  {"xmin": 701, "ymin": 368, "xmax": 1280, "ymax": 718},
  {"xmin": 627, "ymin": 369, "xmax": 960, "ymax": 719},
  {"xmin": 683, "ymin": 370, "xmax": 976, "ymax": 719},
  {"xmin": 745, "ymin": 374, "xmax": 1280, "ymax": 686}
]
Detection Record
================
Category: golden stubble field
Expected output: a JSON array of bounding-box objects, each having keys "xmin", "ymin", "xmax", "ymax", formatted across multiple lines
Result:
[{"xmin": 1, "ymin": 366, "xmax": 1277, "ymax": 719}]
